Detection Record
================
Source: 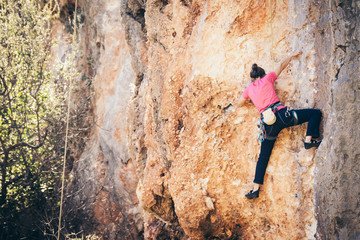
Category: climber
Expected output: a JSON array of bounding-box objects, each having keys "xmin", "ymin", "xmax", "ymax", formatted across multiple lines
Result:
[{"xmin": 235, "ymin": 50, "xmax": 322, "ymax": 200}]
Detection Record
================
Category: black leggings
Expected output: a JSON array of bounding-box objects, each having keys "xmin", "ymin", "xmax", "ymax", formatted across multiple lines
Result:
[{"xmin": 254, "ymin": 108, "xmax": 322, "ymax": 185}]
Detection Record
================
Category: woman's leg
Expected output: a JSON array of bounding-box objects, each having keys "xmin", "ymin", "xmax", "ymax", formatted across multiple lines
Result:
[
  {"xmin": 253, "ymin": 139, "xmax": 276, "ymax": 185},
  {"xmin": 246, "ymin": 139, "xmax": 276, "ymax": 199},
  {"xmin": 293, "ymin": 109, "xmax": 322, "ymax": 138}
]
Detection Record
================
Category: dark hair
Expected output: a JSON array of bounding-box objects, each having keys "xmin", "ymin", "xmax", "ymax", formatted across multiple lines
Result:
[{"xmin": 250, "ymin": 63, "xmax": 266, "ymax": 79}]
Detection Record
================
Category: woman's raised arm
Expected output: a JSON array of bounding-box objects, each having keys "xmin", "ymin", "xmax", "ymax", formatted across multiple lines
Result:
[{"xmin": 274, "ymin": 51, "xmax": 302, "ymax": 77}]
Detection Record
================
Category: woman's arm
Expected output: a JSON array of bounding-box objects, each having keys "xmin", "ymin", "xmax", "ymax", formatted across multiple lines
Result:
[
  {"xmin": 237, "ymin": 96, "xmax": 247, "ymax": 108},
  {"xmin": 274, "ymin": 51, "xmax": 302, "ymax": 77}
]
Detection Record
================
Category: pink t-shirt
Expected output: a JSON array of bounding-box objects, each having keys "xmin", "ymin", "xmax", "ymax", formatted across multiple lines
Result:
[{"xmin": 242, "ymin": 72, "xmax": 285, "ymax": 113}]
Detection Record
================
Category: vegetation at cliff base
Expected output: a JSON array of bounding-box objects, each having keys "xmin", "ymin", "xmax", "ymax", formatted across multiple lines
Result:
[{"xmin": 0, "ymin": 0, "xmax": 77, "ymax": 239}]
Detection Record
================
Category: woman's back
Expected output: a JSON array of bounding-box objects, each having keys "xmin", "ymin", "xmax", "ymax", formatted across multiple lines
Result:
[{"xmin": 242, "ymin": 72, "xmax": 282, "ymax": 113}]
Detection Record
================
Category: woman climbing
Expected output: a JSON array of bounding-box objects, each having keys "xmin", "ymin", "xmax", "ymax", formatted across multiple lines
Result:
[{"xmin": 236, "ymin": 50, "xmax": 322, "ymax": 200}]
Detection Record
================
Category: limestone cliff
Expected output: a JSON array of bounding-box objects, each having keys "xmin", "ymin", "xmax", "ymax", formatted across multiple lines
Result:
[
  {"xmin": 62, "ymin": 0, "xmax": 144, "ymax": 238},
  {"xmin": 63, "ymin": 0, "xmax": 360, "ymax": 239}
]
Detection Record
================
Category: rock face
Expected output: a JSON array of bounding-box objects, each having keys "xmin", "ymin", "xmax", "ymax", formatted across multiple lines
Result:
[
  {"xmin": 63, "ymin": 0, "xmax": 145, "ymax": 238},
  {"xmin": 313, "ymin": 1, "xmax": 360, "ymax": 240},
  {"xmin": 135, "ymin": 0, "xmax": 320, "ymax": 239},
  {"xmin": 64, "ymin": 0, "xmax": 359, "ymax": 239}
]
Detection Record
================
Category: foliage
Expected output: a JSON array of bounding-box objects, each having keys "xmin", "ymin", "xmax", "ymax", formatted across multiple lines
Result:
[
  {"xmin": 66, "ymin": 233, "xmax": 101, "ymax": 240},
  {"xmin": 0, "ymin": 0, "xmax": 81, "ymax": 239}
]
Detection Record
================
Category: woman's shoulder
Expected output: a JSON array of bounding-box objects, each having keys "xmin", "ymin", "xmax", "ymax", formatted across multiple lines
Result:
[
  {"xmin": 243, "ymin": 80, "xmax": 254, "ymax": 88},
  {"xmin": 265, "ymin": 72, "xmax": 277, "ymax": 78},
  {"xmin": 264, "ymin": 72, "xmax": 277, "ymax": 83}
]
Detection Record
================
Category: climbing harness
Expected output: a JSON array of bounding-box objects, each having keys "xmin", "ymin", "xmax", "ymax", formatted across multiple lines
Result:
[
  {"xmin": 257, "ymin": 102, "xmax": 282, "ymax": 142},
  {"xmin": 283, "ymin": 106, "xmax": 299, "ymax": 125},
  {"xmin": 257, "ymin": 103, "xmax": 299, "ymax": 143},
  {"xmin": 257, "ymin": 118, "xmax": 266, "ymax": 142},
  {"xmin": 288, "ymin": 107, "xmax": 299, "ymax": 125}
]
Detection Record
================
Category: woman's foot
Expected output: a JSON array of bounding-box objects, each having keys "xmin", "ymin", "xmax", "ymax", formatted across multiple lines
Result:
[
  {"xmin": 245, "ymin": 187, "xmax": 260, "ymax": 199},
  {"xmin": 304, "ymin": 139, "xmax": 322, "ymax": 149}
]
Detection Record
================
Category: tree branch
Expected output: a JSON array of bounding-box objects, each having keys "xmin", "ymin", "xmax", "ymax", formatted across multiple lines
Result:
[
  {"xmin": 5, "ymin": 128, "xmax": 48, "ymax": 153},
  {"xmin": 0, "ymin": 73, "xmax": 7, "ymax": 96}
]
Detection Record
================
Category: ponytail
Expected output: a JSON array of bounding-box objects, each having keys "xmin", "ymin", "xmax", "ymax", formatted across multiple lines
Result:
[{"xmin": 250, "ymin": 63, "xmax": 266, "ymax": 79}]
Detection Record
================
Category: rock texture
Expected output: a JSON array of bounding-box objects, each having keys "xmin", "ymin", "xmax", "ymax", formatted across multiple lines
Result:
[
  {"xmin": 62, "ymin": 0, "xmax": 144, "ymax": 238},
  {"xmin": 313, "ymin": 1, "xmax": 360, "ymax": 239},
  {"xmin": 61, "ymin": 0, "xmax": 359, "ymax": 239},
  {"xmin": 135, "ymin": 0, "xmax": 321, "ymax": 239}
]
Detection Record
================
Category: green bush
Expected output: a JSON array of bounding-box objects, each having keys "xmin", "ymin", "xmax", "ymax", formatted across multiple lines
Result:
[{"xmin": 0, "ymin": 0, "xmax": 80, "ymax": 239}]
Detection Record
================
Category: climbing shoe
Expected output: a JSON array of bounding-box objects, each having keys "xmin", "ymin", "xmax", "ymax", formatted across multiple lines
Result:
[
  {"xmin": 245, "ymin": 187, "xmax": 260, "ymax": 200},
  {"xmin": 304, "ymin": 139, "xmax": 322, "ymax": 149}
]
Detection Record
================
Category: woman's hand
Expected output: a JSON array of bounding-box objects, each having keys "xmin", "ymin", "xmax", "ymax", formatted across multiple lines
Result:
[
  {"xmin": 275, "ymin": 50, "xmax": 303, "ymax": 77},
  {"xmin": 291, "ymin": 50, "xmax": 302, "ymax": 58},
  {"xmin": 237, "ymin": 96, "xmax": 247, "ymax": 108}
]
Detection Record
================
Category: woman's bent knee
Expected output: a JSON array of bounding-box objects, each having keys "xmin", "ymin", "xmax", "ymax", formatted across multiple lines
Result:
[{"xmin": 315, "ymin": 109, "xmax": 322, "ymax": 121}]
